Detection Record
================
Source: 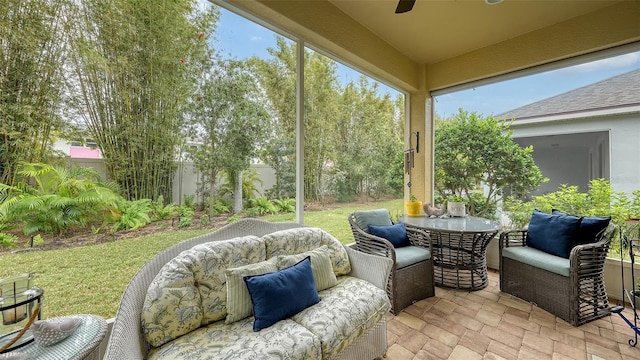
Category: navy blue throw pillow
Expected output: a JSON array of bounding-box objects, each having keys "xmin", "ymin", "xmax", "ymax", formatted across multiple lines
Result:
[
  {"xmin": 244, "ymin": 257, "xmax": 319, "ymax": 332},
  {"xmin": 552, "ymin": 209, "xmax": 611, "ymax": 245},
  {"xmin": 526, "ymin": 210, "xmax": 582, "ymax": 258},
  {"xmin": 368, "ymin": 223, "xmax": 408, "ymax": 248}
]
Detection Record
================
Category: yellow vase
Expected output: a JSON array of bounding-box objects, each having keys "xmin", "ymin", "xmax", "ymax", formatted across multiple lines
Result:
[{"xmin": 405, "ymin": 201, "xmax": 422, "ymax": 217}]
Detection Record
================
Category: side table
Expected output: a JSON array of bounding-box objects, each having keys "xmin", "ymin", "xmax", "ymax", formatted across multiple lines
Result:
[
  {"xmin": 402, "ymin": 215, "xmax": 500, "ymax": 290},
  {"xmin": 9, "ymin": 314, "xmax": 107, "ymax": 360}
]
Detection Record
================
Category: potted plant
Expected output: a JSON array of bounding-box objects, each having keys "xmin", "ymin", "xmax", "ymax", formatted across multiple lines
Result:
[
  {"xmin": 405, "ymin": 194, "xmax": 423, "ymax": 217},
  {"xmin": 447, "ymin": 194, "xmax": 466, "ymax": 217}
]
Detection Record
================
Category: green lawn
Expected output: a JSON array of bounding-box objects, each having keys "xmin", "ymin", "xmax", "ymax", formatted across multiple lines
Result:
[{"xmin": 0, "ymin": 199, "xmax": 402, "ymax": 319}]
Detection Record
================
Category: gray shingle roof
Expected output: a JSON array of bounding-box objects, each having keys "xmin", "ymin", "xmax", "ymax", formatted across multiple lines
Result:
[{"xmin": 498, "ymin": 68, "xmax": 640, "ymax": 121}]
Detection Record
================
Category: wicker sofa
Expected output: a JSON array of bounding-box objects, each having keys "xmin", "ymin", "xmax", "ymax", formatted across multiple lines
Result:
[
  {"xmin": 103, "ymin": 219, "xmax": 392, "ymax": 360},
  {"xmin": 499, "ymin": 210, "xmax": 617, "ymax": 326}
]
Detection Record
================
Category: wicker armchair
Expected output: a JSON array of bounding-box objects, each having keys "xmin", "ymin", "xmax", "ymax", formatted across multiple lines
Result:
[
  {"xmin": 349, "ymin": 210, "xmax": 435, "ymax": 314},
  {"xmin": 499, "ymin": 223, "xmax": 617, "ymax": 326}
]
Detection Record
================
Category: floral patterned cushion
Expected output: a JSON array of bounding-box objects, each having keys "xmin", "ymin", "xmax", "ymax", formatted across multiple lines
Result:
[
  {"xmin": 141, "ymin": 260, "xmax": 204, "ymax": 347},
  {"xmin": 263, "ymin": 227, "xmax": 351, "ymax": 276},
  {"xmin": 147, "ymin": 317, "xmax": 322, "ymax": 360},
  {"xmin": 292, "ymin": 276, "xmax": 390, "ymax": 359},
  {"xmin": 142, "ymin": 235, "xmax": 264, "ymax": 347}
]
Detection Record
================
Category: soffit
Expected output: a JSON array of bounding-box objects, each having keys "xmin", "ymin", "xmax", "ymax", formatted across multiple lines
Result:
[
  {"xmin": 221, "ymin": 0, "xmax": 639, "ymax": 92},
  {"xmin": 328, "ymin": 0, "xmax": 621, "ymax": 64}
]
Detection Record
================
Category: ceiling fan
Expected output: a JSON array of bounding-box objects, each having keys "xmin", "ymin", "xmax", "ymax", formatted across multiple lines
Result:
[
  {"xmin": 395, "ymin": 0, "xmax": 415, "ymax": 14},
  {"xmin": 395, "ymin": 0, "xmax": 503, "ymax": 14}
]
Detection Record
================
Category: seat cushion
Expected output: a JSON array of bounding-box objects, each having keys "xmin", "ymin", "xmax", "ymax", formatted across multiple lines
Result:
[
  {"xmin": 291, "ymin": 276, "xmax": 390, "ymax": 359},
  {"xmin": 147, "ymin": 317, "xmax": 322, "ymax": 360},
  {"xmin": 353, "ymin": 209, "xmax": 393, "ymax": 232},
  {"xmin": 526, "ymin": 210, "xmax": 582, "ymax": 258},
  {"xmin": 395, "ymin": 245, "xmax": 431, "ymax": 269},
  {"xmin": 502, "ymin": 246, "xmax": 570, "ymax": 277}
]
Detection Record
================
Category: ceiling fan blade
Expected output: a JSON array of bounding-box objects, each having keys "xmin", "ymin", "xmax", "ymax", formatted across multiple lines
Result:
[{"xmin": 395, "ymin": 0, "xmax": 416, "ymax": 13}]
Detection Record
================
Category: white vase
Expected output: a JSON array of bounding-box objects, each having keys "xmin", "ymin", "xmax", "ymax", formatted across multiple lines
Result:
[{"xmin": 447, "ymin": 201, "xmax": 466, "ymax": 217}]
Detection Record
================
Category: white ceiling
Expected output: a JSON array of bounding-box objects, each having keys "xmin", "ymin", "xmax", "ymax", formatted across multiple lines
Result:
[{"xmin": 328, "ymin": 0, "xmax": 621, "ymax": 64}]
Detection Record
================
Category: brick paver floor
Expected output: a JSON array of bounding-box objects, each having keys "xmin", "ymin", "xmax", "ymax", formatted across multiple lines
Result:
[{"xmin": 382, "ymin": 269, "xmax": 640, "ymax": 360}]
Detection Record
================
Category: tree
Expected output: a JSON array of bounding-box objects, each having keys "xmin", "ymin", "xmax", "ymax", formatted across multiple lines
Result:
[
  {"xmin": 0, "ymin": 0, "xmax": 69, "ymax": 186},
  {"xmin": 66, "ymin": 0, "xmax": 218, "ymax": 202},
  {"xmin": 435, "ymin": 109, "xmax": 546, "ymax": 217},
  {"xmin": 184, "ymin": 58, "xmax": 268, "ymax": 215},
  {"xmin": 252, "ymin": 40, "xmax": 344, "ymax": 202},
  {"xmin": 250, "ymin": 38, "xmax": 297, "ymax": 199},
  {"xmin": 331, "ymin": 77, "xmax": 404, "ymax": 201}
]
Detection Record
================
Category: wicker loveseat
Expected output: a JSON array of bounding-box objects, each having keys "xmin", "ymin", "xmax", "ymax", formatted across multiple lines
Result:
[
  {"xmin": 499, "ymin": 210, "xmax": 617, "ymax": 326},
  {"xmin": 349, "ymin": 209, "xmax": 435, "ymax": 315},
  {"xmin": 103, "ymin": 219, "xmax": 392, "ymax": 360}
]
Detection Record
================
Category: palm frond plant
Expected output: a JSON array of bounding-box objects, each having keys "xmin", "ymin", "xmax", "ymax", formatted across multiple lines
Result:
[
  {"xmin": 272, "ymin": 198, "xmax": 295, "ymax": 213},
  {"xmin": 0, "ymin": 163, "xmax": 122, "ymax": 238},
  {"xmin": 111, "ymin": 199, "xmax": 152, "ymax": 232},
  {"xmin": 246, "ymin": 197, "xmax": 277, "ymax": 215},
  {"xmin": 219, "ymin": 168, "xmax": 264, "ymax": 200}
]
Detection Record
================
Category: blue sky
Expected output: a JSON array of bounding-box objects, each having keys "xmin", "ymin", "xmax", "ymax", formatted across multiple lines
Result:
[{"xmin": 214, "ymin": 6, "xmax": 640, "ymax": 119}]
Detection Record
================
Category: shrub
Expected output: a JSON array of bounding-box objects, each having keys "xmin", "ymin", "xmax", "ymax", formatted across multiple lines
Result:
[
  {"xmin": 0, "ymin": 163, "xmax": 122, "ymax": 236},
  {"xmin": 272, "ymin": 198, "xmax": 295, "ymax": 213},
  {"xmin": 211, "ymin": 199, "xmax": 231, "ymax": 216},
  {"xmin": 111, "ymin": 199, "xmax": 152, "ymax": 232},
  {"xmin": 0, "ymin": 233, "xmax": 18, "ymax": 248},
  {"xmin": 149, "ymin": 195, "xmax": 179, "ymax": 220},
  {"xmin": 200, "ymin": 214, "xmax": 211, "ymax": 227},
  {"xmin": 504, "ymin": 179, "xmax": 633, "ymax": 229},
  {"xmin": 177, "ymin": 205, "xmax": 195, "ymax": 228},
  {"xmin": 503, "ymin": 179, "xmax": 640, "ymax": 258},
  {"xmin": 246, "ymin": 197, "xmax": 278, "ymax": 215},
  {"xmin": 183, "ymin": 194, "xmax": 196, "ymax": 210},
  {"xmin": 435, "ymin": 110, "xmax": 546, "ymax": 218}
]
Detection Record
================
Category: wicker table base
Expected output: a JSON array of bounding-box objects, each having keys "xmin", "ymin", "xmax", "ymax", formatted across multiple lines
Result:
[
  {"xmin": 402, "ymin": 216, "xmax": 500, "ymax": 291},
  {"xmin": 431, "ymin": 231, "xmax": 494, "ymax": 290}
]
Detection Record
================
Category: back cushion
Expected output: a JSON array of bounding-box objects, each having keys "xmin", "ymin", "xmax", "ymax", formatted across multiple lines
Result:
[
  {"xmin": 262, "ymin": 227, "xmax": 351, "ymax": 276},
  {"xmin": 552, "ymin": 209, "xmax": 611, "ymax": 245},
  {"xmin": 353, "ymin": 209, "xmax": 393, "ymax": 232},
  {"xmin": 526, "ymin": 210, "xmax": 582, "ymax": 258},
  {"xmin": 142, "ymin": 235, "xmax": 264, "ymax": 347}
]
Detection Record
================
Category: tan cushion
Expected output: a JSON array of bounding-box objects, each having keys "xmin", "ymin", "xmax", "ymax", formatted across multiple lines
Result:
[
  {"xmin": 276, "ymin": 246, "xmax": 338, "ymax": 291},
  {"xmin": 224, "ymin": 259, "xmax": 278, "ymax": 324}
]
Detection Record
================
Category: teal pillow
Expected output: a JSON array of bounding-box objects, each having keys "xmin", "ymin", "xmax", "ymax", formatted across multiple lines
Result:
[
  {"xmin": 244, "ymin": 257, "xmax": 320, "ymax": 332},
  {"xmin": 353, "ymin": 209, "xmax": 392, "ymax": 232},
  {"xmin": 552, "ymin": 209, "xmax": 610, "ymax": 245},
  {"xmin": 526, "ymin": 210, "xmax": 582, "ymax": 258},
  {"xmin": 368, "ymin": 223, "xmax": 408, "ymax": 248}
]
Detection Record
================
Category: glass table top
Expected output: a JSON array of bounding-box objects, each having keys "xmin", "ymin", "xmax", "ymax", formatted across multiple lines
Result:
[{"xmin": 401, "ymin": 215, "xmax": 501, "ymax": 233}]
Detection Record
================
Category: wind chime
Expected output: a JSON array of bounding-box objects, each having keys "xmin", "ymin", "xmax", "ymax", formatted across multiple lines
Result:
[{"xmin": 404, "ymin": 131, "xmax": 419, "ymax": 190}]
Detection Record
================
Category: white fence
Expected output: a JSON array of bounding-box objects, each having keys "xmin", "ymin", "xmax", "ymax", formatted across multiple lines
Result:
[{"xmin": 68, "ymin": 158, "xmax": 277, "ymax": 204}]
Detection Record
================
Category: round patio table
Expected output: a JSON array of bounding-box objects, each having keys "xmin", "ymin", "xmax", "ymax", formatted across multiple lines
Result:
[
  {"xmin": 401, "ymin": 215, "xmax": 501, "ymax": 290},
  {"xmin": 9, "ymin": 314, "xmax": 107, "ymax": 360}
]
